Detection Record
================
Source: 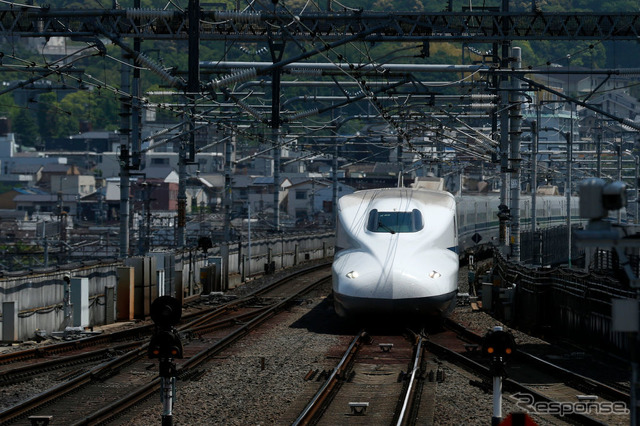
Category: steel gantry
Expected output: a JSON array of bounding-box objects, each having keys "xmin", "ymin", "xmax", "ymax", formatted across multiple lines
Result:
[
  {"xmin": 3, "ymin": 8, "xmax": 640, "ymax": 42},
  {"xmin": 3, "ymin": 3, "xmax": 640, "ymax": 260}
]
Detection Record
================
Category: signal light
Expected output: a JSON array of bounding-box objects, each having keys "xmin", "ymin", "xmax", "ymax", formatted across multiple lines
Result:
[
  {"xmin": 149, "ymin": 296, "xmax": 184, "ymax": 360},
  {"xmin": 482, "ymin": 328, "xmax": 516, "ymax": 361},
  {"xmin": 148, "ymin": 328, "xmax": 183, "ymax": 360}
]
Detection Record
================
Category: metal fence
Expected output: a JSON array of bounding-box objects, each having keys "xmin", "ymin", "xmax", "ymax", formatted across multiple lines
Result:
[
  {"xmin": 519, "ymin": 225, "xmax": 584, "ymax": 267},
  {"xmin": 491, "ymin": 248, "xmax": 636, "ymax": 355}
]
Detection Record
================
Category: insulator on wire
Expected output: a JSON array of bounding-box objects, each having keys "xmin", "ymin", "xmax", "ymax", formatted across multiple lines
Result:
[
  {"xmin": 135, "ymin": 53, "xmax": 183, "ymax": 88},
  {"xmin": 621, "ymin": 118, "xmax": 640, "ymax": 131},
  {"xmin": 470, "ymin": 94, "xmax": 497, "ymax": 101},
  {"xmin": 234, "ymin": 98, "xmax": 264, "ymax": 121},
  {"xmin": 289, "ymin": 68, "xmax": 323, "ymax": 77},
  {"xmin": 469, "ymin": 103, "xmax": 496, "ymax": 111},
  {"xmin": 126, "ymin": 8, "xmax": 176, "ymax": 19},
  {"xmin": 287, "ymin": 108, "xmax": 319, "ymax": 121},
  {"xmin": 210, "ymin": 68, "xmax": 257, "ymax": 89},
  {"xmin": 215, "ymin": 11, "xmax": 262, "ymax": 24}
]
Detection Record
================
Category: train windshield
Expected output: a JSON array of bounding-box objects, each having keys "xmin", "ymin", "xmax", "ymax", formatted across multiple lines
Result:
[{"xmin": 366, "ymin": 209, "xmax": 423, "ymax": 233}]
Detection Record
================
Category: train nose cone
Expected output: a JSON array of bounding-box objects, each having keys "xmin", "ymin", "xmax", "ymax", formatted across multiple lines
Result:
[
  {"xmin": 389, "ymin": 249, "xmax": 458, "ymax": 299},
  {"xmin": 333, "ymin": 252, "xmax": 387, "ymax": 294}
]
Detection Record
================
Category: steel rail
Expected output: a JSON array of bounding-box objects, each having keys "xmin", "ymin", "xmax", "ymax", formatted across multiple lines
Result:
[
  {"xmin": 395, "ymin": 334, "xmax": 425, "ymax": 426},
  {"xmin": 0, "ymin": 326, "xmax": 152, "ymax": 365},
  {"xmin": 0, "ymin": 345, "xmax": 149, "ymax": 423},
  {"xmin": 0, "ymin": 263, "xmax": 331, "ymax": 368},
  {"xmin": 425, "ymin": 339, "xmax": 609, "ymax": 426},
  {"xmin": 0, "ymin": 266, "xmax": 331, "ymax": 424},
  {"xmin": 179, "ymin": 263, "xmax": 330, "ymax": 331},
  {"xmin": 0, "ymin": 341, "xmax": 143, "ymax": 385},
  {"xmin": 292, "ymin": 330, "xmax": 368, "ymax": 426},
  {"xmin": 444, "ymin": 318, "xmax": 630, "ymax": 402},
  {"xmin": 74, "ymin": 274, "xmax": 333, "ymax": 425}
]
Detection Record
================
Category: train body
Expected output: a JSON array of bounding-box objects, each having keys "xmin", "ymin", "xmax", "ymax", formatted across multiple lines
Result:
[
  {"xmin": 333, "ymin": 184, "xmax": 583, "ymax": 319},
  {"xmin": 457, "ymin": 192, "xmax": 582, "ymax": 251},
  {"xmin": 332, "ymin": 187, "xmax": 459, "ymax": 318}
]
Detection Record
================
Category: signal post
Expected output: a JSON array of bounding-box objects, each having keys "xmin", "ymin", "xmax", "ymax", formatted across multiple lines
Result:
[
  {"xmin": 482, "ymin": 326, "xmax": 516, "ymax": 425},
  {"xmin": 148, "ymin": 296, "xmax": 184, "ymax": 426}
]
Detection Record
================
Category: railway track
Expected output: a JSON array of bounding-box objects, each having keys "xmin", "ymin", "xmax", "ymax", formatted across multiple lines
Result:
[
  {"xmin": 2, "ymin": 260, "xmax": 632, "ymax": 424},
  {"xmin": 0, "ymin": 264, "xmax": 331, "ymax": 425},
  {"xmin": 291, "ymin": 329, "xmax": 436, "ymax": 425},
  {"xmin": 285, "ymin": 315, "xmax": 630, "ymax": 425},
  {"xmin": 427, "ymin": 319, "xmax": 631, "ymax": 425},
  {"xmin": 0, "ymin": 263, "xmax": 330, "ymax": 388}
]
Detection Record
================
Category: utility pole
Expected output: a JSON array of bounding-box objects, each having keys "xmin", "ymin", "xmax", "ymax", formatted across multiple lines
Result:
[
  {"xmin": 177, "ymin": 0, "xmax": 200, "ymax": 248},
  {"xmin": 531, "ymin": 118, "xmax": 540, "ymax": 266},
  {"xmin": 509, "ymin": 47, "xmax": 523, "ymax": 262},
  {"xmin": 636, "ymin": 156, "xmax": 639, "ymax": 224},
  {"xmin": 116, "ymin": 0, "xmax": 143, "ymax": 259},
  {"xmin": 332, "ymin": 132, "xmax": 339, "ymax": 226},
  {"xmin": 269, "ymin": 35, "xmax": 285, "ymax": 232},
  {"xmin": 118, "ymin": 51, "xmax": 131, "ymax": 259},
  {"xmin": 498, "ymin": 0, "xmax": 511, "ymax": 251},
  {"xmin": 222, "ymin": 127, "xmax": 232, "ymax": 290},
  {"xmin": 567, "ymin": 105, "xmax": 573, "ymax": 266}
]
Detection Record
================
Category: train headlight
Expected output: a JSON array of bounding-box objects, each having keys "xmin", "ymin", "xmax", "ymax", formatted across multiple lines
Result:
[
  {"xmin": 429, "ymin": 270, "xmax": 441, "ymax": 279},
  {"xmin": 346, "ymin": 271, "xmax": 359, "ymax": 279}
]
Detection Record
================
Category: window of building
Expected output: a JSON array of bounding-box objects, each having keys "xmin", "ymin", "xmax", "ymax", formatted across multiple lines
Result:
[{"xmin": 296, "ymin": 190, "xmax": 307, "ymax": 200}]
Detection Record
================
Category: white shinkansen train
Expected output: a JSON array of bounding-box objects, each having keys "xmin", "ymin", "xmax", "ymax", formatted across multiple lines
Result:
[
  {"xmin": 332, "ymin": 180, "xmax": 581, "ymax": 319},
  {"xmin": 332, "ymin": 186, "xmax": 459, "ymax": 318}
]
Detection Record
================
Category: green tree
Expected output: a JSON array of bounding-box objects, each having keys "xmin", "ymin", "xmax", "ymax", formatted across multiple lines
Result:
[
  {"xmin": 0, "ymin": 94, "xmax": 17, "ymax": 118},
  {"xmin": 13, "ymin": 109, "xmax": 40, "ymax": 148},
  {"xmin": 36, "ymin": 92, "xmax": 58, "ymax": 141},
  {"xmin": 56, "ymin": 91, "xmax": 98, "ymax": 137},
  {"xmin": 91, "ymin": 91, "xmax": 120, "ymax": 131}
]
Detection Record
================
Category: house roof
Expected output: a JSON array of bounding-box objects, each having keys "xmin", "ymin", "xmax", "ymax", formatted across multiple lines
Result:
[
  {"xmin": 252, "ymin": 176, "xmax": 274, "ymax": 185},
  {"xmin": 197, "ymin": 173, "xmax": 224, "ymax": 187},
  {"xmin": 287, "ymin": 178, "xmax": 331, "ymax": 189},
  {"xmin": 142, "ymin": 167, "xmax": 179, "ymax": 183},
  {"xmin": 345, "ymin": 162, "xmax": 402, "ymax": 175},
  {"xmin": 193, "ymin": 177, "xmax": 214, "ymax": 188},
  {"xmin": 14, "ymin": 187, "xmax": 48, "ymax": 195},
  {"xmin": 0, "ymin": 209, "xmax": 28, "ymax": 220},
  {"xmin": 42, "ymin": 164, "xmax": 71, "ymax": 173},
  {"xmin": 13, "ymin": 194, "xmax": 77, "ymax": 202},
  {"xmin": 70, "ymin": 131, "xmax": 117, "ymax": 140},
  {"xmin": 10, "ymin": 164, "xmax": 43, "ymax": 174},
  {"xmin": 231, "ymin": 175, "xmax": 253, "ymax": 188}
]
